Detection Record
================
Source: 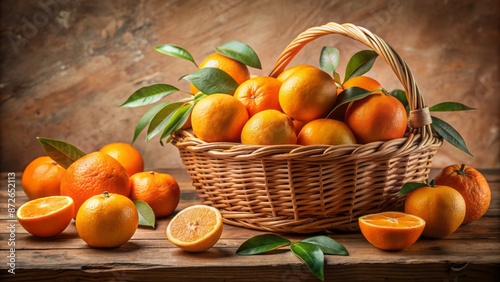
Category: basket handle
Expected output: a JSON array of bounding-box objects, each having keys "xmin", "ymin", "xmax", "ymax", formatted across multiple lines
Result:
[{"xmin": 269, "ymin": 22, "xmax": 433, "ymax": 137}]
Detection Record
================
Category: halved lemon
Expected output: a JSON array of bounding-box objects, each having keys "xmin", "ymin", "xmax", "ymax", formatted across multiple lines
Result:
[
  {"xmin": 358, "ymin": 211, "xmax": 426, "ymax": 251},
  {"xmin": 17, "ymin": 196, "xmax": 74, "ymax": 237},
  {"xmin": 166, "ymin": 205, "xmax": 223, "ymax": 252}
]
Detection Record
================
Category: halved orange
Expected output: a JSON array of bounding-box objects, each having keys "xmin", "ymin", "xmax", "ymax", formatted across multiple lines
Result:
[
  {"xmin": 166, "ymin": 205, "xmax": 223, "ymax": 252},
  {"xmin": 358, "ymin": 211, "xmax": 426, "ymax": 251},
  {"xmin": 17, "ymin": 196, "xmax": 74, "ymax": 237}
]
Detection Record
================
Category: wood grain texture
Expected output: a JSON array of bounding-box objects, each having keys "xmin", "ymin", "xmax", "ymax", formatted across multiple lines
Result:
[
  {"xmin": 0, "ymin": 169, "xmax": 499, "ymax": 281},
  {"xmin": 1, "ymin": 0, "xmax": 499, "ymax": 172}
]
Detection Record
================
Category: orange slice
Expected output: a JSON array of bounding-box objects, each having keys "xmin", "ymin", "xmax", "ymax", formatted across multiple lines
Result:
[
  {"xmin": 17, "ymin": 196, "xmax": 74, "ymax": 237},
  {"xmin": 358, "ymin": 211, "xmax": 426, "ymax": 251},
  {"xmin": 166, "ymin": 205, "xmax": 223, "ymax": 252}
]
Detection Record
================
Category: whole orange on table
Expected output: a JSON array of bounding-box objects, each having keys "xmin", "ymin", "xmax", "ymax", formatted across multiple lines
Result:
[
  {"xmin": 17, "ymin": 196, "xmax": 74, "ymax": 237},
  {"xmin": 129, "ymin": 171, "xmax": 181, "ymax": 218},
  {"xmin": 190, "ymin": 52, "xmax": 250, "ymax": 94},
  {"xmin": 60, "ymin": 151, "xmax": 131, "ymax": 218},
  {"xmin": 99, "ymin": 142, "xmax": 144, "ymax": 176},
  {"xmin": 405, "ymin": 185, "xmax": 466, "ymax": 238},
  {"xmin": 434, "ymin": 164, "xmax": 491, "ymax": 224},
  {"xmin": 76, "ymin": 191, "xmax": 138, "ymax": 248},
  {"xmin": 191, "ymin": 93, "xmax": 249, "ymax": 142},
  {"xmin": 22, "ymin": 156, "xmax": 66, "ymax": 200},
  {"xmin": 358, "ymin": 211, "xmax": 426, "ymax": 251}
]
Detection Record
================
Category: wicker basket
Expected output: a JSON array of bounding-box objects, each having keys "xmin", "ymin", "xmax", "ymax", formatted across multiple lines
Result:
[{"xmin": 171, "ymin": 22, "xmax": 442, "ymax": 233}]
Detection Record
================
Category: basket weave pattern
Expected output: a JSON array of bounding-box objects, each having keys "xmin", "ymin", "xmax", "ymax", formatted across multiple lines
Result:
[{"xmin": 171, "ymin": 22, "xmax": 442, "ymax": 233}]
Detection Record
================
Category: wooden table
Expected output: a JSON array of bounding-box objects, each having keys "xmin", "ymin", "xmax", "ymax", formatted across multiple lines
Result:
[{"xmin": 1, "ymin": 169, "xmax": 499, "ymax": 281}]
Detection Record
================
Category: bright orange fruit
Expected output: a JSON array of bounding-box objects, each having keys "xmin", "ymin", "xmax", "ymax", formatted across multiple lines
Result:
[
  {"xmin": 234, "ymin": 76, "xmax": 282, "ymax": 117},
  {"xmin": 358, "ymin": 211, "xmax": 426, "ymax": 251},
  {"xmin": 297, "ymin": 119, "xmax": 357, "ymax": 146},
  {"xmin": 166, "ymin": 205, "xmax": 223, "ymax": 252},
  {"xmin": 17, "ymin": 196, "xmax": 74, "ymax": 237},
  {"xmin": 22, "ymin": 156, "xmax": 66, "ymax": 200},
  {"xmin": 99, "ymin": 142, "xmax": 144, "ymax": 176},
  {"xmin": 240, "ymin": 109, "xmax": 297, "ymax": 145}
]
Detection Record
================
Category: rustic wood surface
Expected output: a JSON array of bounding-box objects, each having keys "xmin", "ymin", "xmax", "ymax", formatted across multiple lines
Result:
[
  {"xmin": 1, "ymin": 0, "xmax": 499, "ymax": 173},
  {"xmin": 0, "ymin": 168, "xmax": 499, "ymax": 281}
]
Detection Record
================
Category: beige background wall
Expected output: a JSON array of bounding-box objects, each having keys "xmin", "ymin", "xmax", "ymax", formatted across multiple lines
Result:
[{"xmin": 1, "ymin": 0, "xmax": 499, "ymax": 172}]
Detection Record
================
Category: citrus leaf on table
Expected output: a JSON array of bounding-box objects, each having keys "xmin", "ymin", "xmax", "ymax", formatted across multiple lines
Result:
[
  {"xmin": 344, "ymin": 50, "xmax": 378, "ymax": 82},
  {"xmin": 236, "ymin": 234, "xmax": 291, "ymax": 255},
  {"xmin": 154, "ymin": 44, "xmax": 197, "ymax": 66},
  {"xmin": 431, "ymin": 116, "xmax": 474, "ymax": 156},
  {"xmin": 132, "ymin": 101, "xmax": 169, "ymax": 144},
  {"xmin": 215, "ymin": 40, "xmax": 262, "ymax": 69},
  {"xmin": 182, "ymin": 68, "xmax": 239, "ymax": 94},
  {"xmin": 429, "ymin": 102, "xmax": 475, "ymax": 112},
  {"xmin": 290, "ymin": 242, "xmax": 325, "ymax": 281},
  {"xmin": 133, "ymin": 200, "xmax": 155, "ymax": 228},
  {"xmin": 36, "ymin": 137, "xmax": 86, "ymax": 169},
  {"xmin": 146, "ymin": 102, "xmax": 184, "ymax": 141},
  {"xmin": 301, "ymin": 235, "xmax": 348, "ymax": 256},
  {"xmin": 397, "ymin": 182, "xmax": 429, "ymax": 197},
  {"xmin": 319, "ymin": 46, "xmax": 340, "ymax": 74},
  {"xmin": 120, "ymin": 84, "xmax": 180, "ymax": 108}
]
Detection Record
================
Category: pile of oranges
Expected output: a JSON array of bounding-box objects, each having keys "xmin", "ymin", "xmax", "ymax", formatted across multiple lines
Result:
[
  {"xmin": 19, "ymin": 142, "xmax": 181, "ymax": 248},
  {"xmin": 187, "ymin": 53, "xmax": 408, "ymax": 147}
]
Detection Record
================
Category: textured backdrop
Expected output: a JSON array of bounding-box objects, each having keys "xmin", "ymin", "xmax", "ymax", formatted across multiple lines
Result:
[{"xmin": 1, "ymin": 0, "xmax": 499, "ymax": 172}]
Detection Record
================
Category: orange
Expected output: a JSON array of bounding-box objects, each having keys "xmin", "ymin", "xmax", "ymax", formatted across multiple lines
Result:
[
  {"xmin": 404, "ymin": 185, "xmax": 466, "ymax": 238},
  {"xmin": 99, "ymin": 142, "xmax": 144, "ymax": 176},
  {"xmin": 76, "ymin": 192, "xmax": 138, "ymax": 248},
  {"xmin": 234, "ymin": 76, "xmax": 282, "ymax": 117},
  {"xmin": 60, "ymin": 152, "xmax": 131, "ymax": 218},
  {"xmin": 276, "ymin": 64, "xmax": 314, "ymax": 83},
  {"xmin": 358, "ymin": 211, "xmax": 425, "ymax": 251},
  {"xmin": 129, "ymin": 171, "xmax": 181, "ymax": 218},
  {"xmin": 240, "ymin": 109, "xmax": 297, "ymax": 145},
  {"xmin": 279, "ymin": 66, "xmax": 337, "ymax": 123},
  {"xmin": 166, "ymin": 205, "xmax": 223, "ymax": 252},
  {"xmin": 329, "ymin": 76, "xmax": 383, "ymax": 121},
  {"xmin": 16, "ymin": 196, "xmax": 74, "ymax": 237},
  {"xmin": 191, "ymin": 94, "xmax": 249, "ymax": 142},
  {"xmin": 190, "ymin": 52, "xmax": 250, "ymax": 94},
  {"xmin": 21, "ymin": 156, "xmax": 66, "ymax": 200},
  {"xmin": 345, "ymin": 93, "xmax": 408, "ymax": 144},
  {"xmin": 434, "ymin": 164, "xmax": 491, "ymax": 224},
  {"xmin": 297, "ymin": 119, "xmax": 357, "ymax": 146}
]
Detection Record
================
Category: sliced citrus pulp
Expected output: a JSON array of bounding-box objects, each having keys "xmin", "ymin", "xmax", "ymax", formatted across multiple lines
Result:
[
  {"xmin": 166, "ymin": 205, "xmax": 223, "ymax": 252},
  {"xmin": 358, "ymin": 211, "xmax": 426, "ymax": 251},
  {"xmin": 17, "ymin": 196, "xmax": 74, "ymax": 237}
]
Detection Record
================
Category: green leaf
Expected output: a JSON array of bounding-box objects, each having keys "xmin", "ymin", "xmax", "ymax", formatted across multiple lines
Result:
[
  {"xmin": 431, "ymin": 116, "xmax": 473, "ymax": 156},
  {"xmin": 131, "ymin": 101, "xmax": 169, "ymax": 144},
  {"xmin": 236, "ymin": 234, "xmax": 292, "ymax": 255},
  {"xmin": 344, "ymin": 50, "xmax": 378, "ymax": 82},
  {"xmin": 390, "ymin": 89, "xmax": 409, "ymax": 114},
  {"xmin": 215, "ymin": 40, "xmax": 262, "ymax": 69},
  {"xmin": 327, "ymin": 87, "xmax": 373, "ymax": 117},
  {"xmin": 397, "ymin": 182, "xmax": 429, "ymax": 197},
  {"xmin": 429, "ymin": 102, "xmax": 475, "ymax": 112},
  {"xmin": 160, "ymin": 102, "xmax": 194, "ymax": 142},
  {"xmin": 147, "ymin": 102, "xmax": 184, "ymax": 141},
  {"xmin": 182, "ymin": 68, "xmax": 239, "ymax": 94},
  {"xmin": 301, "ymin": 236, "xmax": 348, "ymax": 256},
  {"xmin": 36, "ymin": 137, "xmax": 86, "ymax": 169},
  {"xmin": 320, "ymin": 46, "xmax": 340, "ymax": 74},
  {"xmin": 120, "ymin": 84, "xmax": 180, "ymax": 108},
  {"xmin": 134, "ymin": 200, "xmax": 155, "ymax": 228},
  {"xmin": 290, "ymin": 242, "xmax": 325, "ymax": 281},
  {"xmin": 154, "ymin": 44, "xmax": 196, "ymax": 66}
]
